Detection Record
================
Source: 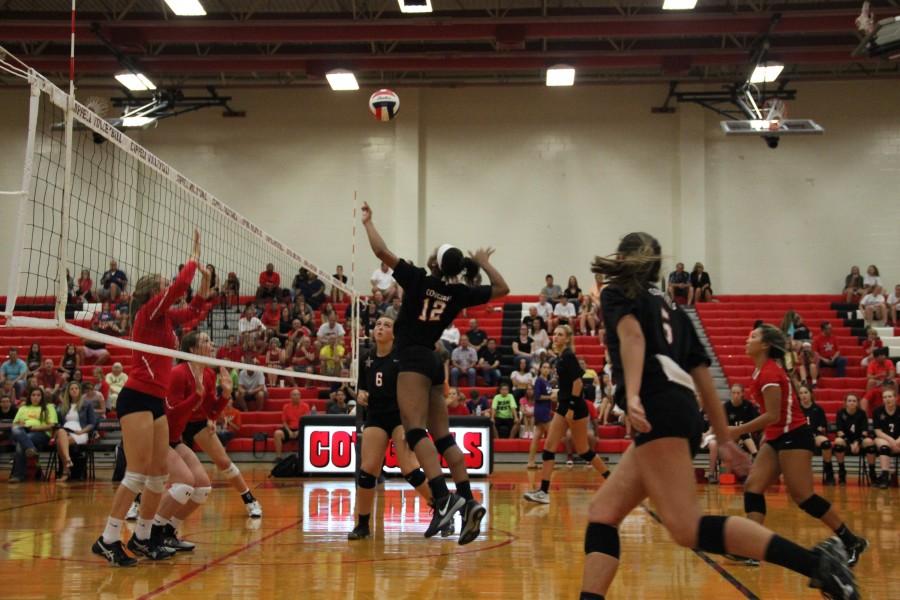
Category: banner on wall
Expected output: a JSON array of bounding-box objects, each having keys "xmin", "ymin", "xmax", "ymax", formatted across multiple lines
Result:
[{"xmin": 299, "ymin": 415, "xmax": 493, "ymax": 476}]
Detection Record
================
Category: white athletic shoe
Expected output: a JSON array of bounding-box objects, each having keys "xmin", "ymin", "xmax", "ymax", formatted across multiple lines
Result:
[
  {"xmin": 125, "ymin": 501, "xmax": 140, "ymax": 521},
  {"xmin": 245, "ymin": 500, "xmax": 263, "ymax": 518},
  {"xmin": 523, "ymin": 489, "xmax": 550, "ymax": 505}
]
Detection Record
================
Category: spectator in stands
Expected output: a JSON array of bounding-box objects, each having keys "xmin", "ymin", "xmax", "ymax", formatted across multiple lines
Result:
[
  {"xmin": 579, "ymin": 357, "xmax": 600, "ymax": 403},
  {"xmin": 273, "ymin": 389, "xmax": 311, "ymax": 460},
  {"xmin": 833, "ymin": 393, "xmax": 876, "ymax": 484},
  {"xmin": 95, "ymin": 302, "xmax": 123, "ymax": 338},
  {"xmin": 563, "ymin": 276, "xmax": 581, "ymax": 304},
  {"xmin": 689, "ymin": 262, "xmax": 713, "ymax": 304},
  {"xmin": 530, "ymin": 318, "xmax": 551, "ymax": 361},
  {"xmin": 477, "ymin": 338, "xmax": 502, "ymax": 387},
  {"xmin": 216, "ymin": 335, "xmax": 243, "ymax": 363},
  {"xmin": 667, "ymin": 262, "xmax": 692, "ymax": 305},
  {"xmin": 445, "ymin": 387, "xmax": 470, "ymax": 416},
  {"xmin": 860, "ymin": 285, "xmax": 887, "ymax": 326},
  {"xmin": 360, "ymin": 298, "xmax": 381, "ymax": 338},
  {"xmin": 60, "ymin": 344, "xmax": 79, "ymax": 380},
  {"xmin": 370, "ymin": 261, "xmax": 399, "ymax": 302},
  {"xmin": 2, "ymin": 381, "xmax": 15, "ymax": 402},
  {"xmin": 491, "ymin": 382, "xmax": 520, "ymax": 439},
  {"xmin": 467, "ymin": 389, "xmax": 491, "ymax": 416},
  {"xmin": 223, "ymin": 271, "xmax": 240, "ymax": 311},
  {"xmin": 265, "ymin": 338, "xmax": 284, "ymax": 387},
  {"xmin": 887, "ymin": 283, "xmax": 900, "ymax": 326},
  {"xmin": 522, "ymin": 306, "xmax": 542, "ymax": 330},
  {"xmin": 9, "ymin": 387, "xmax": 58, "ymax": 482},
  {"xmin": 302, "ymin": 270, "xmax": 327, "ymax": 310},
  {"xmin": 0, "ymin": 395, "xmax": 15, "ymax": 442},
  {"xmin": 450, "ymin": 335, "xmax": 478, "ymax": 387},
  {"xmin": 238, "ymin": 304, "xmax": 264, "ymax": 345},
  {"xmin": 510, "ymin": 358, "xmax": 534, "ymax": 400},
  {"xmin": 518, "ymin": 385, "xmax": 535, "ymax": 438},
  {"xmin": 237, "ymin": 359, "xmax": 267, "ymax": 412},
  {"xmin": 535, "ymin": 294, "xmax": 553, "ymax": 322},
  {"xmin": 863, "ymin": 264, "xmax": 881, "ymax": 293},
  {"xmin": 371, "ymin": 290, "xmax": 388, "ymax": 315},
  {"xmin": 384, "ymin": 296, "xmax": 402, "ymax": 321},
  {"xmin": 256, "ymin": 263, "xmax": 282, "ymax": 305},
  {"xmin": 1, "ymin": 348, "xmax": 29, "ymax": 399},
  {"xmin": 260, "ymin": 301, "xmax": 280, "ymax": 331},
  {"xmin": 288, "ymin": 335, "xmax": 317, "ymax": 385},
  {"xmin": 466, "ymin": 319, "xmax": 487, "ymax": 351},
  {"xmin": 872, "ymin": 388, "xmax": 900, "ymax": 489},
  {"xmin": 326, "ymin": 388, "xmax": 350, "ymax": 414},
  {"xmin": 75, "ymin": 269, "xmax": 95, "ymax": 303},
  {"xmin": 276, "ymin": 305, "xmax": 295, "ymax": 342},
  {"xmin": 287, "ymin": 319, "xmax": 313, "ymax": 345},
  {"xmin": 843, "ymin": 266, "xmax": 864, "ymax": 304},
  {"xmin": 81, "ymin": 381, "xmax": 104, "ymax": 414},
  {"xmin": 216, "ymin": 397, "xmax": 242, "ymax": 448},
  {"xmin": 551, "ymin": 295, "xmax": 576, "ymax": 330},
  {"xmin": 81, "ymin": 313, "xmax": 112, "ymax": 365},
  {"xmin": 91, "ymin": 366, "xmax": 108, "ymax": 400},
  {"xmin": 104, "ymin": 362, "xmax": 127, "ymax": 410},
  {"xmin": 578, "ymin": 296, "xmax": 600, "ymax": 337},
  {"xmin": 331, "ymin": 265, "xmax": 348, "ymax": 303},
  {"xmin": 864, "ymin": 348, "xmax": 895, "ymax": 414},
  {"xmin": 588, "ymin": 273, "xmax": 603, "ymax": 304},
  {"xmin": 813, "ymin": 322, "xmax": 847, "ymax": 380},
  {"xmin": 36, "ymin": 358, "xmax": 64, "ymax": 400},
  {"xmin": 440, "ymin": 322, "xmax": 460, "ymax": 353},
  {"xmin": 290, "ymin": 295, "xmax": 314, "ymax": 330},
  {"xmin": 319, "ymin": 335, "xmax": 346, "ymax": 378},
  {"xmin": 54, "ymin": 380, "xmax": 98, "ymax": 482},
  {"xmin": 317, "ymin": 311, "xmax": 346, "ymax": 340},
  {"xmin": 25, "ymin": 343, "xmax": 41, "ymax": 374},
  {"xmin": 99, "ymin": 260, "xmax": 127, "ymax": 302},
  {"xmin": 511, "ymin": 323, "xmax": 533, "ymax": 370},
  {"xmin": 861, "ymin": 327, "xmax": 883, "ymax": 367},
  {"xmin": 540, "ymin": 275, "xmax": 562, "ymax": 301}
]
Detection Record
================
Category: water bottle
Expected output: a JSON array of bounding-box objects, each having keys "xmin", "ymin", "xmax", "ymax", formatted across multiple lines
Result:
[{"xmin": 476, "ymin": 405, "xmax": 482, "ymax": 416}]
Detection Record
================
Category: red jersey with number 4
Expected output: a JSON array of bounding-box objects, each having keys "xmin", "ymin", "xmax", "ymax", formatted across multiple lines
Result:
[{"xmin": 749, "ymin": 359, "xmax": 805, "ymax": 441}]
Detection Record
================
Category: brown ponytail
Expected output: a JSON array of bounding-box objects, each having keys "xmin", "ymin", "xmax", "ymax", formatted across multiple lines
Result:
[{"xmin": 591, "ymin": 232, "xmax": 662, "ymax": 299}]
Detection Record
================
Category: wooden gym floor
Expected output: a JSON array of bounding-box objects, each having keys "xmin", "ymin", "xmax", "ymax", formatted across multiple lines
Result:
[{"xmin": 1, "ymin": 465, "xmax": 897, "ymax": 599}]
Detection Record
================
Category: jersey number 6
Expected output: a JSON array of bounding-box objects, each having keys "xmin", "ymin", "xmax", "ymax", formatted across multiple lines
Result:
[
  {"xmin": 419, "ymin": 298, "xmax": 447, "ymax": 322},
  {"xmin": 375, "ymin": 372, "xmax": 383, "ymax": 387}
]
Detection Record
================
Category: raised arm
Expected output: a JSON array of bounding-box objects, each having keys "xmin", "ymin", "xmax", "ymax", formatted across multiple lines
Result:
[
  {"xmin": 361, "ymin": 203, "xmax": 399, "ymax": 269},
  {"xmin": 470, "ymin": 248, "xmax": 510, "ymax": 300},
  {"xmin": 147, "ymin": 229, "xmax": 201, "ymax": 320}
]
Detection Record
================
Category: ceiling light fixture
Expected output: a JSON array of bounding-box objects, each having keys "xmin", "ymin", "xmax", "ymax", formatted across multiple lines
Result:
[
  {"xmin": 326, "ymin": 69, "xmax": 360, "ymax": 91},
  {"xmin": 546, "ymin": 65, "xmax": 575, "ymax": 87},
  {"xmin": 164, "ymin": 0, "xmax": 206, "ymax": 16},
  {"xmin": 114, "ymin": 71, "xmax": 156, "ymax": 92}
]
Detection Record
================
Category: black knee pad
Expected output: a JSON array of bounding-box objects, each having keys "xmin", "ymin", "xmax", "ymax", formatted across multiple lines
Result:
[
  {"xmin": 541, "ymin": 450, "xmax": 555, "ymax": 462},
  {"xmin": 877, "ymin": 445, "xmax": 892, "ymax": 456},
  {"xmin": 434, "ymin": 434, "xmax": 457, "ymax": 455},
  {"xmin": 820, "ymin": 440, "xmax": 832, "ymax": 450},
  {"xmin": 405, "ymin": 428, "xmax": 429, "ymax": 451},
  {"xmin": 798, "ymin": 494, "xmax": 830, "ymax": 519},
  {"xmin": 744, "ymin": 492, "xmax": 766, "ymax": 515},
  {"xmin": 696, "ymin": 515, "xmax": 729, "ymax": 555},
  {"xmin": 356, "ymin": 470, "xmax": 377, "ymax": 490},
  {"xmin": 579, "ymin": 450, "xmax": 596, "ymax": 463},
  {"xmin": 584, "ymin": 522, "xmax": 620, "ymax": 559},
  {"xmin": 864, "ymin": 444, "xmax": 877, "ymax": 455},
  {"xmin": 403, "ymin": 468, "xmax": 426, "ymax": 488}
]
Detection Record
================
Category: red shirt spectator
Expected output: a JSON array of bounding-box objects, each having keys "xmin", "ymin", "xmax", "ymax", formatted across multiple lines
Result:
[
  {"xmin": 812, "ymin": 334, "xmax": 839, "ymax": 360},
  {"xmin": 282, "ymin": 398, "xmax": 311, "ymax": 430},
  {"xmin": 216, "ymin": 336, "xmax": 243, "ymax": 363},
  {"xmin": 261, "ymin": 303, "xmax": 280, "ymax": 328},
  {"xmin": 259, "ymin": 267, "xmax": 280, "ymax": 289},
  {"xmin": 448, "ymin": 402, "xmax": 470, "ymax": 416},
  {"xmin": 867, "ymin": 356, "xmax": 895, "ymax": 381}
]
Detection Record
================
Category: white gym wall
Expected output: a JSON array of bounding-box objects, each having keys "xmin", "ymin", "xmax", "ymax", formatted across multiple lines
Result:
[{"xmin": 0, "ymin": 80, "xmax": 897, "ymax": 295}]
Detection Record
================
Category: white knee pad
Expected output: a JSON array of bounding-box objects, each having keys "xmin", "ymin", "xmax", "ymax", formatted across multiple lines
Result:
[
  {"xmin": 219, "ymin": 463, "xmax": 240, "ymax": 479},
  {"xmin": 121, "ymin": 471, "xmax": 147, "ymax": 494},
  {"xmin": 168, "ymin": 483, "xmax": 194, "ymax": 505},
  {"xmin": 145, "ymin": 474, "xmax": 169, "ymax": 494},
  {"xmin": 192, "ymin": 486, "xmax": 212, "ymax": 505}
]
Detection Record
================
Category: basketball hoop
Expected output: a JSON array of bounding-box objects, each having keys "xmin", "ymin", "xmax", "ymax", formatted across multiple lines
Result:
[{"xmin": 763, "ymin": 99, "xmax": 787, "ymax": 131}]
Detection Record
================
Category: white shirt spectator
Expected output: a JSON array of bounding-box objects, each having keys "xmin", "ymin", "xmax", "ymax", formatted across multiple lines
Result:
[
  {"xmin": 511, "ymin": 370, "xmax": 534, "ymax": 388},
  {"xmin": 531, "ymin": 329, "xmax": 550, "ymax": 352},
  {"xmin": 887, "ymin": 291, "xmax": 900, "ymax": 308},
  {"xmin": 317, "ymin": 321, "xmax": 346, "ymax": 339},
  {"xmin": 860, "ymin": 293, "xmax": 885, "ymax": 308},
  {"xmin": 553, "ymin": 302, "xmax": 576, "ymax": 320},
  {"xmin": 863, "ymin": 275, "xmax": 881, "ymax": 289},
  {"xmin": 451, "ymin": 345, "xmax": 479, "ymax": 370},
  {"xmin": 371, "ymin": 267, "xmax": 395, "ymax": 292},
  {"xmin": 535, "ymin": 301, "xmax": 553, "ymax": 321},
  {"xmin": 238, "ymin": 368, "xmax": 265, "ymax": 390},
  {"xmin": 441, "ymin": 324, "xmax": 461, "ymax": 347},
  {"xmin": 239, "ymin": 315, "xmax": 263, "ymax": 335}
]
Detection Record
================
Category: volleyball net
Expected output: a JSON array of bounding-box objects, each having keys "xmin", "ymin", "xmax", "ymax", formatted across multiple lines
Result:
[{"xmin": 0, "ymin": 50, "xmax": 359, "ymax": 385}]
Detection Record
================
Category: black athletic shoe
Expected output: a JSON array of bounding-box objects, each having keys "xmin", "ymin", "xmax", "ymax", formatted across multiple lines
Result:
[
  {"xmin": 458, "ymin": 499, "xmax": 486, "ymax": 546},
  {"xmin": 162, "ymin": 524, "xmax": 195, "ymax": 552},
  {"xmin": 876, "ymin": 474, "xmax": 889, "ymax": 489},
  {"xmin": 347, "ymin": 524, "xmax": 370, "ymax": 541},
  {"xmin": 440, "ymin": 520, "xmax": 456, "ymax": 538},
  {"xmin": 844, "ymin": 537, "xmax": 868, "ymax": 568},
  {"xmin": 838, "ymin": 470, "xmax": 847, "ymax": 485},
  {"xmin": 823, "ymin": 472, "xmax": 836, "ymax": 486},
  {"xmin": 425, "ymin": 494, "xmax": 465, "ymax": 538},
  {"xmin": 92, "ymin": 537, "xmax": 138, "ymax": 567},
  {"xmin": 809, "ymin": 537, "xmax": 860, "ymax": 600},
  {"xmin": 127, "ymin": 534, "xmax": 175, "ymax": 560}
]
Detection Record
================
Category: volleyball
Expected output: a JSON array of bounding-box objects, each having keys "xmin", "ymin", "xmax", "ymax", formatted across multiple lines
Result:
[{"xmin": 368, "ymin": 89, "xmax": 400, "ymax": 122}]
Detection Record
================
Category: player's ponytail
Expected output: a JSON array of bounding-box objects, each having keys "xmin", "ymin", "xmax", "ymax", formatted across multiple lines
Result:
[
  {"xmin": 461, "ymin": 257, "xmax": 481, "ymax": 286},
  {"xmin": 591, "ymin": 232, "xmax": 662, "ymax": 298},
  {"xmin": 435, "ymin": 244, "xmax": 465, "ymax": 279},
  {"xmin": 757, "ymin": 324, "xmax": 788, "ymax": 360}
]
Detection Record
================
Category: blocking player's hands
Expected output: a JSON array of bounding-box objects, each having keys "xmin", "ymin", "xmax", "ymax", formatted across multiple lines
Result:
[
  {"xmin": 356, "ymin": 390, "xmax": 369, "ymax": 407},
  {"xmin": 218, "ymin": 366, "xmax": 233, "ymax": 396},
  {"xmin": 720, "ymin": 441, "xmax": 751, "ymax": 478},
  {"xmin": 627, "ymin": 395, "xmax": 651, "ymax": 433},
  {"xmin": 469, "ymin": 247, "xmax": 495, "ymax": 266},
  {"xmin": 191, "ymin": 228, "xmax": 201, "ymax": 261},
  {"xmin": 361, "ymin": 202, "xmax": 373, "ymax": 224}
]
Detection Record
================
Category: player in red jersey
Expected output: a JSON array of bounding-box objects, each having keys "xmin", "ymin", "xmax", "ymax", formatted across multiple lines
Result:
[
  {"xmin": 730, "ymin": 324, "xmax": 868, "ymax": 567},
  {"xmin": 93, "ymin": 230, "xmax": 207, "ymax": 566}
]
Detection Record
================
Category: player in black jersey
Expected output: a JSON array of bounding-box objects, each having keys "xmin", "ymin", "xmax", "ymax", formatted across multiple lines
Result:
[
  {"xmin": 523, "ymin": 325, "xmax": 610, "ymax": 504},
  {"xmin": 362, "ymin": 202, "xmax": 509, "ymax": 545},
  {"xmin": 799, "ymin": 384, "xmax": 836, "ymax": 485},
  {"xmin": 833, "ymin": 393, "xmax": 875, "ymax": 485},
  {"xmin": 348, "ymin": 316, "xmax": 437, "ymax": 540},
  {"xmin": 706, "ymin": 384, "xmax": 759, "ymax": 483},
  {"xmin": 579, "ymin": 232, "xmax": 858, "ymax": 600},
  {"xmin": 871, "ymin": 387, "xmax": 899, "ymax": 488}
]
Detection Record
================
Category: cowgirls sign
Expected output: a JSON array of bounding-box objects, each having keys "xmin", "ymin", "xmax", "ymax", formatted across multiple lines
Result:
[{"xmin": 299, "ymin": 415, "xmax": 493, "ymax": 476}]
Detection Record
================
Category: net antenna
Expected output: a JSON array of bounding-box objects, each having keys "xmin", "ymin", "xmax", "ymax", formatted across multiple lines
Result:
[{"xmin": 0, "ymin": 47, "xmax": 358, "ymax": 384}]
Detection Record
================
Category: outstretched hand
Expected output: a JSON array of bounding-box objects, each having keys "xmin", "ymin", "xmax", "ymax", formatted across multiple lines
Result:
[
  {"xmin": 468, "ymin": 247, "xmax": 495, "ymax": 266},
  {"xmin": 361, "ymin": 202, "xmax": 372, "ymax": 225},
  {"xmin": 192, "ymin": 228, "xmax": 201, "ymax": 261}
]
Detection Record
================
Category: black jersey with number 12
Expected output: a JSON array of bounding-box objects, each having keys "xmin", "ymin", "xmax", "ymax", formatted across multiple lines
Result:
[
  {"xmin": 357, "ymin": 348, "xmax": 400, "ymax": 414},
  {"xmin": 391, "ymin": 259, "xmax": 492, "ymax": 350},
  {"xmin": 601, "ymin": 285, "xmax": 710, "ymax": 404}
]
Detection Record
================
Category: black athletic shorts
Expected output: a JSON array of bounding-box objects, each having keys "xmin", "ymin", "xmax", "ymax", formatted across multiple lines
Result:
[
  {"xmin": 764, "ymin": 426, "xmax": 816, "ymax": 453},
  {"xmin": 396, "ymin": 345, "xmax": 445, "ymax": 386},
  {"xmin": 555, "ymin": 396, "xmax": 589, "ymax": 420},
  {"xmin": 181, "ymin": 420, "xmax": 208, "ymax": 449},
  {"xmin": 116, "ymin": 387, "xmax": 165, "ymax": 420},
  {"xmin": 632, "ymin": 385, "xmax": 704, "ymax": 457},
  {"xmin": 365, "ymin": 409, "xmax": 403, "ymax": 435}
]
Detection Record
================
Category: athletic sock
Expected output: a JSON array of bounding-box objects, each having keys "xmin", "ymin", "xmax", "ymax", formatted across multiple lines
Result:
[
  {"xmin": 102, "ymin": 517, "xmax": 124, "ymax": 545},
  {"xmin": 428, "ymin": 476, "xmax": 450, "ymax": 500},
  {"xmin": 834, "ymin": 524, "xmax": 859, "ymax": 547},
  {"xmin": 135, "ymin": 518, "xmax": 152, "ymax": 541},
  {"xmin": 540, "ymin": 479, "xmax": 550, "ymax": 494},
  {"xmin": 240, "ymin": 489, "xmax": 255, "ymax": 504},
  {"xmin": 152, "ymin": 514, "xmax": 167, "ymax": 528},
  {"xmin": 823, "ymin": 461, "xmax": 833, "ymax": 475},
  {"xmin": 868, "ymin": 465, "xmax": 877, "ymax": 478},
  {"xmin": 764, "ymin": 535, "xmax": 818, "ymax": 578},
  {"xmin": 169, "ymin": 516, "xmax": 184, "ymax": 530},
  {"xmin": 881, "ymin": 470, "xmax": 889, "ymax": 480},
  {"xmin": 456, "ymin": 480, "xmax": 473, "ymax": 501},
  {"xmin": 358, "ymin": 513, "xmax": 371, "ymax": 529}
]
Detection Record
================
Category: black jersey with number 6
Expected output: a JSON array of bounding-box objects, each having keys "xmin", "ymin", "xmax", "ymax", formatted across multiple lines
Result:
[
  {"xmin": 391, "ymin": 259, "xmax": 492, "ymax": 350},
  {"xmin": 357, "ymin": 348, "xmax": 400, "ymax": 414},
  {"xmin": 873, "ymin": 405, "xmax": 900, "ymax": 440},
  {"xmin": 601, "ymin": 285, "xmax": 710, "ymax": 403}
]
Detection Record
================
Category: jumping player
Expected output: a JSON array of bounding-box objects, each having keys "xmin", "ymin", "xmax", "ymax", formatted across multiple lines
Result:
[
  {"xmin": 579, "ymin": 232, "xmax": 859, "ymax": 600},
  {"xmin": 348, "ymin": 316, "xmax": 443, "ymax": 540},
  {"xmin": 361, "ymin": 201, "xmax": 509, "ymax": 545},
  {"xmin": 523, "ymin": 326, "xmax": 609, "ymax": 504},
  {"xmin": 731, "ymin": 325, "xmax": 868, "ymax": 567}
]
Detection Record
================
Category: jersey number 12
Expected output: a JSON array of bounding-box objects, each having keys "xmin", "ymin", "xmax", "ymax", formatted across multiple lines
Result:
[{"xmin": 419, "ymin": 298, "xmax": 447, "ymax": 322}]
